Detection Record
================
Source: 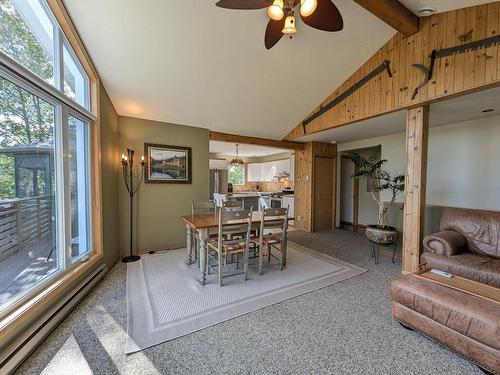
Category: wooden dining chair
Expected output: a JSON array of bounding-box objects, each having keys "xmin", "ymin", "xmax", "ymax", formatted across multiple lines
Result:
[
  {"xmin": 191, "ymin": 201, "xmax": 216, "ymax": 266},
  {"xmin": 252, "ymin": 207, "xmax": 289, "ymax": 275},
  {"xmin": 222, "ymin": 199, "xmax": 243, "ymax": 210},
  {"xmin": 207, "ymin": 208, "xmax": 252, "ymax": 286}
]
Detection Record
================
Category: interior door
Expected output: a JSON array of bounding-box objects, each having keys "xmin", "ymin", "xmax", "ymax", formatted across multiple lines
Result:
[
  {"xmin": 340, "ymin": 157, "xmax": 355, "ymax": 223},
  {"xmin": 340, "ymin": 156, "xmax": 359, "ymax": 231},
  {"xmin": 314, "ymin": 157, "xmax": 335, "ymax": 231}
]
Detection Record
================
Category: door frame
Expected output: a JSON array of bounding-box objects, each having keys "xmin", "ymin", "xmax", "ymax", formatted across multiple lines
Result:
[{"xmin": 339, "ymin": 155, "xmax": 359, "ymax": 232}]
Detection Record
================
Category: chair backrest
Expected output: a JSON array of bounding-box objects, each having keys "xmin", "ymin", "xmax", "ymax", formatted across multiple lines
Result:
[
  {"xmin": 213, "ymin": 193, "xmax": 225, "ymax": 207},
  {"xmin": 258, "ymin": 197, "xmax": 269, "ymax": 211},
  {"xmin": 222, "ymin": 199, "xmax": 243, "ymax": 211},
  {"xmin": 191, "ymin": 201, "xmax": 215, "ymax": 215},
  {"xmin": 217, "ymin": 208, "xmax": 252, "ymax": 247},
  {"xmin": 259, "ymin": 207, "xmax": 289, "ymax": 243}
]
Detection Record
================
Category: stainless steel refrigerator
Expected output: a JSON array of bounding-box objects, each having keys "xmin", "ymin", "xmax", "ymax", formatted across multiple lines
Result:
[{"xmin": 209, "ymin": 169, "xmax": 228, "ymax": 199}]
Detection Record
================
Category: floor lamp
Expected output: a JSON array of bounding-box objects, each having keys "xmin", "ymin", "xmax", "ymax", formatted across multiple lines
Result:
[{"xmin": 121, "ymin": 148, "xmax": 145, "ymax": 263}]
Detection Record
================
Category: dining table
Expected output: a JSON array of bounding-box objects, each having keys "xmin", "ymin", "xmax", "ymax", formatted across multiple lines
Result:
[{"xmin": 181, "ymin": 211, "xmax": 292, "ymax": 285}]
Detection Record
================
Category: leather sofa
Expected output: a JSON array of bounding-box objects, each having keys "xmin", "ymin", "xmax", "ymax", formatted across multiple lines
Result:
[{"xmin": 390, "ymin": 207, "xmax": 500, "ymax": 374}]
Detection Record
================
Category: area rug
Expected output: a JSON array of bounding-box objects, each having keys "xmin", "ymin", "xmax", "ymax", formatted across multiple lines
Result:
[{"xmin": 125, "ymin": 242, "xmax": 366, "ymax": 353}]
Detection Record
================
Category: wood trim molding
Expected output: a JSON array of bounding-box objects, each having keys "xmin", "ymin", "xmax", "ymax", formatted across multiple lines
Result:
[
  {"xmin": 284, "ymin": 3, "xmax": 500, "ymax": 140},
  {"xmin": 402, "ymin": 105, "xmax": 429, "ymax": 273},
  {"xmin": 353, "ymin": 0, "xmax": 419, "ymax": 36},
  {"xmin": 210, "ymin": 131, "xmax": 305, "ymax": 150}
]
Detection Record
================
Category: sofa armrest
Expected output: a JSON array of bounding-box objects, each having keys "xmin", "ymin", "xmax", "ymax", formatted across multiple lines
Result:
[{"xmin": 423, "ymin": 231, "xmax": 466, "ymax": 256}]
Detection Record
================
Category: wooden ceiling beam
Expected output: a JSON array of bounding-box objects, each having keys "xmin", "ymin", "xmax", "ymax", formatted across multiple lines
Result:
[
  {"xmin": 209, "ymin": 131, "xmax": 305, "ymax": 151},
  {"xmin": 353, "ymin": 0, "xmax": 419, "ymax": 36}
]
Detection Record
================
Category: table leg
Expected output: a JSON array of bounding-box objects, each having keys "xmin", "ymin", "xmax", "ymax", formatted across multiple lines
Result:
[
  {"xmin": 198, "ymin": 228, "xmax": 208, "ymax": 285},
  {"xmin": 185, "ymin": 225, "xmax": 193, "ymax": 265}
]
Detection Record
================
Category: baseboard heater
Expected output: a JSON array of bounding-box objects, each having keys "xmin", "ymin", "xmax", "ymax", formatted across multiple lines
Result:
[{"xmin": 1, "ymin": 264, "xmax": 108, "ymax": 374}]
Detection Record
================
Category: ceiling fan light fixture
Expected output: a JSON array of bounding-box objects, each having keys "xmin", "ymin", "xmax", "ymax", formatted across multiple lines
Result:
[
  {"xmin": 267, "ymin": 0, "xmax": 284, "ymax": 21},
  {"xmin": 282, "ymin": 15, "xmax": 297, "ymax": 34},
  {"xmin": 300, "ymin": 0, "xmax": 317, "ymax": 17}
]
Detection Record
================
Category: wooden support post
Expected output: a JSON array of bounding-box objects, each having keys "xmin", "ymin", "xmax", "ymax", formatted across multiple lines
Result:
[{"xmin": 402, "ymin": 105, "xmax": 429, "ymax": 273}]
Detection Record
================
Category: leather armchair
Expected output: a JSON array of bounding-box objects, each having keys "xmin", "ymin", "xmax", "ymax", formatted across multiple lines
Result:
[
  {"xmin": 423, "ymin": 230, "xmax": 466, "ymax": 256},
  {"xmin": 421, "ymin": 207, "xmax": 500, "ymax": 288}
]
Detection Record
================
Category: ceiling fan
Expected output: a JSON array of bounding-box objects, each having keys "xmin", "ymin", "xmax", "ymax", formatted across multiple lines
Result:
[{"xmin": 215, "ymin": 0, "xmax": 343, "ymax": 49}]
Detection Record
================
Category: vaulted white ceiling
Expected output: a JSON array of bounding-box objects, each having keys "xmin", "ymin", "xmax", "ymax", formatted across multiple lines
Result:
[{"xmin": 63, "ymin": 0, "xmax": 493, "ymax": 140}]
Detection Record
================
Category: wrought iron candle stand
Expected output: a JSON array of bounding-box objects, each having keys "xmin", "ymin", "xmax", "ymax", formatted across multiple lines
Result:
[{"xmin": 121, "ymin": 148, "xmax": 145, "ymax": 263}]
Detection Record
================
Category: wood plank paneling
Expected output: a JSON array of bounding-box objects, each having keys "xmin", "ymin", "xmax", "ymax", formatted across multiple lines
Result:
[
  {"xmin": 485, "ymin": 2, "xmax": 499, "ymax": 82},
  {"xmin": 453, "ymin": 7, "xmax": 467, "ymax": 92},
  {"xmin": 402, "ymin": 106, "xmax": 429, "ymax": 274},
  {"xmin": 284, "ymin": 2, "xmax": 500, "ymax": 141}
]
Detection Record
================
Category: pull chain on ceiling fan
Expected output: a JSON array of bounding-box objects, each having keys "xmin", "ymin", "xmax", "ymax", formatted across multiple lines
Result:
[{"xmin": 215, "ymin": 0, "xmax": 343, "ymax": 49}]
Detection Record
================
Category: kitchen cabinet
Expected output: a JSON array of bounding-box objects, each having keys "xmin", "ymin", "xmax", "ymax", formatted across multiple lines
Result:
[
  {"xmin": 247, "ymin": 163, "xmax": 261, "ymax": 182},
  {"xmin": 260, "ymin": 161, "xmax": 276, "ymax": 181},
  {"xmin": 209, "ymin": 159, "xmax": 228, "ymax": 170},
  {"xmin": 245, "ymin": 157, "xmax": 293, "ymax": 182},
  {"xmin": 274, "ymin": 159, "xmax": 290, "ymax": 178},
  {"xmin": 260, "ymin": 159, "xmax": 290, "ymax": 181}
]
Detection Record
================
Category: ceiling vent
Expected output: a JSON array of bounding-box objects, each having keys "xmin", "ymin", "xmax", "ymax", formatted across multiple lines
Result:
[{"xmin": 417, "ymin": 7, "xmax": 437, "ymax": 17}]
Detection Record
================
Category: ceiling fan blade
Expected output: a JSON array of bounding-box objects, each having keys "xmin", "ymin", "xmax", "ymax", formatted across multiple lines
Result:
[
  {"xmin": 216, "ymin": 0, "xmax": 271, "ymax": 10},
  {"xmin": 300, "ymin": 0, "xmax": 343, "ymax": 32},
  {"xmin": 265, "ymin": 18, "xmax": 285, "ymax": 49}
]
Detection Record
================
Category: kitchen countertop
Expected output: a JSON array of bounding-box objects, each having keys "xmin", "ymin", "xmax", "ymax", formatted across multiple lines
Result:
[{"xmin": 227, "ymin": 192, "xmax": 273, "ymax": 198}]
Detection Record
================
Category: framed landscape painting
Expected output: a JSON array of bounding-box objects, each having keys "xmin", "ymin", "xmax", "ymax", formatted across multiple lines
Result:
[{"xmin": 144, "ymin": 143, "xmax": 192, "ymax": 184}]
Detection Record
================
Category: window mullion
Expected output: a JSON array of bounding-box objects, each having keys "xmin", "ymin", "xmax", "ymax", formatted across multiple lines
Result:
[{"xmin": 60, "ymin": 107, "xmax": 72, "ymax": 269}]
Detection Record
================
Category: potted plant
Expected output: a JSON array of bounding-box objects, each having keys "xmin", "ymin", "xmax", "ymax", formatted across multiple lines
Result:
[{"xmin": 350, "ymin": 152, "xmax": 404, "ymax": 245}]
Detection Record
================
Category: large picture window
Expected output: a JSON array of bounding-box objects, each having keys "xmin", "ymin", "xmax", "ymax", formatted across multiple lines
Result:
[{"xmin": 0, "ymin": 0, "xmax": 94, "ymax": 314}]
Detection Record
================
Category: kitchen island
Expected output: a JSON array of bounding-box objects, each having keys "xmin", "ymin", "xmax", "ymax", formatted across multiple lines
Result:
[{"xmin": 214, "ymin": 191, "xmax": 294, "ymax": 215}]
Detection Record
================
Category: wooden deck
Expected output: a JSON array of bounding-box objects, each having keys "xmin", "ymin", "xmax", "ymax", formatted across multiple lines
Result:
[{"xmin": 0, "ymin": 236, "xmax": 57, "ymax": 310}]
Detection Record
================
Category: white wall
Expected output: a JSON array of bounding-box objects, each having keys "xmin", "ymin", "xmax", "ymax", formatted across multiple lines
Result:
[{"xmin": 336, "ymin": 115, "xmax": 500, "ymax": 229}]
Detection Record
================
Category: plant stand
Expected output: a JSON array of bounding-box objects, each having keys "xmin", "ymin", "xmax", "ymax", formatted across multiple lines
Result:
[{"xmin": 369, "ymin": 240, "xmax": 398, "ymax": 264}]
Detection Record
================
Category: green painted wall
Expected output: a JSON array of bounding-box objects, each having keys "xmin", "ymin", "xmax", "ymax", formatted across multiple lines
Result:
[
  {"xmin": 118, "ymin": 117, "xmax": 209, "ymax": 253},
  {"xmin": 99, "ymin": 85, "xmax": 120, "ymax": 264}
]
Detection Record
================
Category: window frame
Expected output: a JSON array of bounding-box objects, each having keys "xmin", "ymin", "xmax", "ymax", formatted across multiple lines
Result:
[{"xmin": 0, "ymin": 0, "xmax": 102, "ymax": 321}]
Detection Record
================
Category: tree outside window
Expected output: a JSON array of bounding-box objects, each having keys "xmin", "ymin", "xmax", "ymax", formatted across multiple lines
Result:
[{"xmin": 228, "ymin": 164, "xmax": 245, "ymax": 185}]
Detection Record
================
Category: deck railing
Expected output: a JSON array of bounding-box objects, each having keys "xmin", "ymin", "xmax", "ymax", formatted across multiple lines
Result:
[{"xmin": 0, "ymin": 195, "xmax": 54, "ymax": 262}]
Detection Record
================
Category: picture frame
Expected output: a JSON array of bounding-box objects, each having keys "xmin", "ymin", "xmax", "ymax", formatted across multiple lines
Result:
[{"xmin": 144, "ymin": 143, "xmax": 192, "ymax": 184}]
